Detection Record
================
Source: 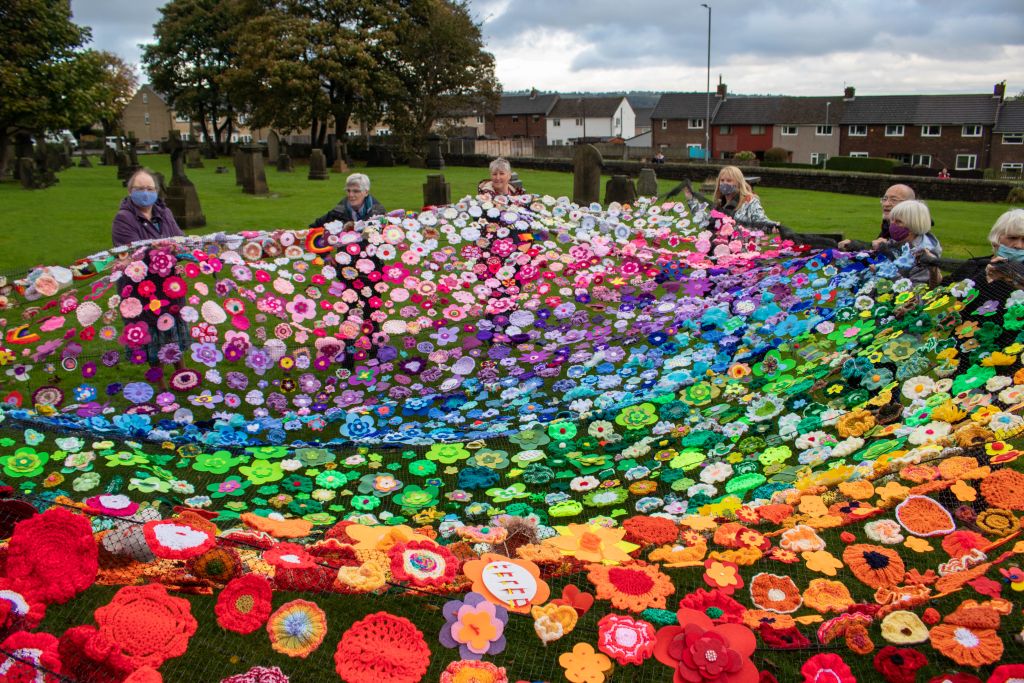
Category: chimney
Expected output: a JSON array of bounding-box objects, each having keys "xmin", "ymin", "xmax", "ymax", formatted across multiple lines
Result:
[
  {"xmin": 994, "ymin": 81, "xmax": 1006, "ymax": 101},
  {"xmin": 716, "ymin": 79, "xmax": 727, "ymax": 99},
  {"xmin": 529, "ymin": 87, "xmax": 538, "ymax": 100},
  {"xmin": 844, "ymin": 86, "xmax": 855, "ymax": 101}
]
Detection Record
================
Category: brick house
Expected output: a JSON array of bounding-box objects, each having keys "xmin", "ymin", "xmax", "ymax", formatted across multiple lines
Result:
[
  {"xmin": 713, "ymin": 94, "xmax": 845, "ymax": 163},
  {"xmin": 650, "ymin": 92, "xmax": 720, "ymax": 158},
  {"xmin": 838, "ymin": 86, "xmax": 1002, "ymax": 172},
  {"xmin": 546, "ymin": 96, "xmax": 635, "ymax": 145},
  {"xmin": 991, "ymin": 99, "xmax": 1024, "ymax": 177},
  {"xmin": 493, "ymin": 92, "xmax": 559, "ymax": 143},
  {"xmin": 120, "ymin": 84, "xmax": 179, "ymax": 145}
]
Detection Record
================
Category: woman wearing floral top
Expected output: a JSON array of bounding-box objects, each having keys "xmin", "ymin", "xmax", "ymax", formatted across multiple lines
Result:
[{"xmin": 684, "ymin": 165, "xmax": 771, "ymax": 228}]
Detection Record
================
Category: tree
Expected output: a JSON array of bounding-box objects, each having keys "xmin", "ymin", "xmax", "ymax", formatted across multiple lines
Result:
[
  {"xmin": 142, "ymin": 0, "xmax": 246, "ymax": 154},
  {"xmin": 0, "ymin": 0, "xmax": 91, "ymax": 176},
  {"xmin": 83, "ymin": 51, "xmax": 139, "ymax": 139},
  {"xmin": 382, "ymin": 0, "xmax": 498, "ymax": 157}
]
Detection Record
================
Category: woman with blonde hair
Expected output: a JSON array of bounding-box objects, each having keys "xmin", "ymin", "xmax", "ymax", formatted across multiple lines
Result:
[
  {"xmin": 872, "ymin": 199, "xmax": 942, "ymax": 284},
  {"xmin": 684, "ymin": 165, "xmax": 771, "ymax": 227}
]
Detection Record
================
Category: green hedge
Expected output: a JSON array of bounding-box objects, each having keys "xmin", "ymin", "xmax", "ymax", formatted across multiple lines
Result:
[
  {"xmin": 825, "ymin": 156, "xmax": 899, "ymax": 174},
  {"xmin": 761, "ymin": 161, "xmax": 822, "ymax": 170}
]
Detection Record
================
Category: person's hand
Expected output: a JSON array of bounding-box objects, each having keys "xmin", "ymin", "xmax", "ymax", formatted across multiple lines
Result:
[
  {"xmin": 683, "ymin": 186, "xmax": 693, "ymax": 200},
  {"xmin": 871, "ymin": 238, "xmax": 887, "ymax": 250},
  {"xmin": 986, "ymin": 256, "xmax": 1010, "ymax": 284},
  {"xmin": 838, "ymin": 239, "xmax": 851, "ymax": 250}
]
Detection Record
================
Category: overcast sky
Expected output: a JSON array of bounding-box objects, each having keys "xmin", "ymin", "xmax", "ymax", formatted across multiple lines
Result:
[{"xmin": 72, "ymin": 0, "xmax": 1024, "ymax": 96}]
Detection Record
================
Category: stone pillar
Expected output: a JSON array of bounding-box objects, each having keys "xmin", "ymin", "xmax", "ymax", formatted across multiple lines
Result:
[
  {"xmin": 185, "ymin": 146, "xmax": 204, "ymax": 168},
  {"xmin": 241, "ymin": 145, "xmax": 269, "ymax": 195},
  {"xmin": 604, "ymin": 175, "xmax": 638, "ymax": 205},
  {"xmin": 233, "ymin": 148, "xmax": 245, "ymax": 186},
  {"xmin": 637, "ymin": 168, "xmax": 659, "ymax": 197},
  {"xmin": 276, "ymin": 153, "xmax": 294, "ymax": 172},
  {"xmin": 422, "ymin": 174, "xmax": 451, "ymax": 207},
  {"xmin": 425, "ymin": 134, "xmax": 445, "ymax": 170},
  {"xmin": 573, "ymin": 144, "xmax": 603, "ymax": 205}
]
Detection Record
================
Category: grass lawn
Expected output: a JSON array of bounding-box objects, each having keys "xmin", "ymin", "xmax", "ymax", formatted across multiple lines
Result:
[{"xmin": 0, "ymin": 154, "xmax": 1012, "ymax": 273}]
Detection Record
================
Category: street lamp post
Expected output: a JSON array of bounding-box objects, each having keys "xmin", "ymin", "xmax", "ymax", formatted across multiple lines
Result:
[{"xmin": 700, "ymin": 3, "xmax": 711, "ymax": 163}]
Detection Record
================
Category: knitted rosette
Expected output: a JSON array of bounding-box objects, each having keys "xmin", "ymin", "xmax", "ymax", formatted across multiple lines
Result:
[
  {"xmin": 334, "ymin": 611, "xmax": 431, "ymax": 683},
  {"xmin": 266, "ymin": 599, "xmax": 328, "ymax": 658},
  {"xmin": 215, "ymin": 574, "xmax": 273, "ymax": 635},
  {"xmin": 5, "ymin": 506, "xmax": 97, "ymax": 604},
  {"xmin": 93, "ymin": 583, "xmax": 198, "ymax": 669}
]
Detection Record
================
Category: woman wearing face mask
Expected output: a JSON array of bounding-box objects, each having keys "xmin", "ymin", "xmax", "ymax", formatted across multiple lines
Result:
[
  {"xmin": 949, "ymin": 209, "xmax": 1024, "ymax": 311},
  {"xmin": 684, "ymin": 165, "xmax": 770, "ymax": 228},
  {"xmin": 870, "ymin": 200, "xmax": 941, "ymax": 285},
  {"xmin": 112, "ymin": 169, "xmax": 183, "ymax": 247}
]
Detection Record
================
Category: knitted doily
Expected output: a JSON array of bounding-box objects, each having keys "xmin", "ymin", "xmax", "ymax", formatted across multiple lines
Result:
[
  {"xmin": 334, "ymin": 611, "xmax": 431, "ymax": 683},
  {"xmin": 215, "ymin": 574, "xmax": 273, "ymax": 635},
  {"xmin": 5, "ymin": 506, "xmax": 97, "ymax": 604},
  {"xmin": 93, "ymin": 583, "xmax": 197, "ymax": 669}
]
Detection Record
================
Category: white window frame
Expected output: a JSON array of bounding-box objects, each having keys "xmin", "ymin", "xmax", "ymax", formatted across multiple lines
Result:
[
  {"xmin": 688, "ymin": 118, "xmax": 704, "ymax": 129},
  {"xmin": 848, "ymin": 125, "xmax": 868, "ymax": 136},
  {"xmin": 532, "ymin": 114, "xmax": 540, "ymax": 122},
  {"xmin": 686, "ymin": 143, "xmax": 704, "ymax": 155},
  {"xmin": 1001, "ymin": 162, "xmax": 1023, "ymax": 173},
  {"xmin": 962, "ymin": 124, "xmax": 982, "ymax": 137},
  {"xmin": 511, "ymin": 115, "xmax": 519, "ymax": 123},
  {"xmin": 885, "ymin": 124, "xmax": 904, "ymax": 137},
  {"xmin": 781, "ymin": 125, "xmax": 798, "ymax": 136},
  {"xmin": 750, "ymin": 124, "xmax": 767, "ymax": 135},
  {"xmin": 955, "ymin": 154, "xmax": 977, "ymax": 170},
  {"xmin": 552, "ymin": 119, "xmax": 560, "ymax": 127},
  {"xmin": 475, "ymin": 115, "xmax": 484, "ymax": 124},
  {"xmin": 719, "ymin": 125, "xmax": 732, "ymax": 134},
  {"xmin": 849, "ymin": 152, "xmax": 869, "ymax": 158},
  {"xmin": 175, "ymin": 114, "xmax": 190, "ymax": 123},
  {"xmin": 1003, "ymin": 132, "xmax": 1024, "ymax": 144},
  {"xmin": 815, "ymin": 125, "xmax": 833, "ymax": 136},
  {"xmin": 574, "ymin": 118, "xmax": 582, "ymax": 126},
  {"xmin": 661, "ymin": 119, "xmax": 668, "ymax": 130},
  {"xmin": 921, "ymin": 125, "xmax": 941, "ymax": 137},
  {"xmin": 810, "ymin": 152, "xmax": 828, "ymax": 165},
  {"xmin": 911, "ymin": 153, "xmax": 932, "ymax": 167},
  {"xmin": 142, "ymin": 93, "xmax": 148, "ymax": 104},
  {"xmin": 144, "ymin": 113, "xmax": 150, "ymax": 125}
]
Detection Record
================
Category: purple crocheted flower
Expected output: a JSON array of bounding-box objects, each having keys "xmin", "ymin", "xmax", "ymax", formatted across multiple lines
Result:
[{"xmin": 438, "ymin": 591, "xmax": 507, "ymax": 660}]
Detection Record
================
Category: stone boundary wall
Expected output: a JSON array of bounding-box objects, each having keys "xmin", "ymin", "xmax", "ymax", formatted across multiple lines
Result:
[{"xmin": 445, "ymin": 153, "xmax": 1017, "ymax": 203}]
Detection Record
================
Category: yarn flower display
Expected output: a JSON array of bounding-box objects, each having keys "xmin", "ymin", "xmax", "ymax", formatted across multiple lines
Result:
[
  {"xmin": 333, "ymin": 611, "xmax": 431, "ymax": 683},
  {"xmin": 5, "ymin": 506, "xmax": 97, "ymax": 605},
  {"xmin": 215, "ymin": 574, "xmax": 273, "ymax": 634},
  {"xmin": 596, "ymin": 613, "xmax": 657, "ymax": 665},
  {"xmin": 388, "ymin": 539, "xmax": 460, "ymax": 587},
  {"xmin": 653, "ymin": 607, "xmax": 759, "ymax": 683},
  {"xmin": 93, "ymin": 583, "xmax": 197, "ymax": 669},
  {"xmin": 439, "ymin": 591, "xmax": 508, "ymax": 660},
  {"xmin": 266, "ymin": 599, "xmax": 328, "ymax": 658}
]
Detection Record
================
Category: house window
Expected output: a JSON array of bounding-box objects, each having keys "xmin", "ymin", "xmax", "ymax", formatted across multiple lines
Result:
[
  {"xmin": 810, "ymin": 152, "xmax": 828, "ymax": 165},
  {"xmin": 144, "ymin": 113, "xmax": 150, "ymax": 125},
  {"xmin": 661, "ymin": 120, "xmax": 668, "ymax": 130},
  {"xmin": 615, "ymin": 117, "xmax": 620, "ymax": 127},
  {"xmin": 849, "ymin": 152, "xmax": 869, "ymax": 157},
  {"xmin": 719, "ymin": 125, "xmax": 732, "ymax": 134},
  {"xmin": 751, "ymin": 125, "xmax": 766, "ymax": 135},
  {"xmin": 476, "ymin": 115, "xmax": 484, "ymax": 124},
  {"xmin": 962, "ymin": 124, "xmax": 982, "ymax": 137},
  {"xmin": 688, "ymin": 118, "xmax": 704, "ymax": 129},
  {"xmin": 575, "ymin": 118, "xmax": 582, "ymax": 126},
  {"xmin": 848, "ymin": 125, "xmax": 868, "ymax": 136},
  {"xmin": 1003, "ymin": 132, "xmax": 1024, "ymax": 144},
  {"xmin": 511, "ymin": 115, "xmax": 519, "ymax": 123},
  {"xmin": 687, "ymin": 143, "xmax": 704, "ymax": 159},
  {"xmin": 239, "ymin": 134, "xmax": 252, "ymax": 143},
  {"xmin": 142, "ymin": 93, "xmax": 148, "ymax": 104},
  {"xmin": 921, "ymin": 125, "xmax": 941, "ymax": 137},
  {"xmin": 912, "ymin": 154, "xmax": 932, "ymax": 167},
  {"xmin": 955, "ymin": 154, "xmax": 977, "ymax": 170},
  {"xmin": 180, "ymin": 133, "xmax": 190, "ymax": 141},
  {"xmin": 885, "ymin": 124, "xmax": 904, "ymax": 137},
  {"xmin": 1002, "ymin": 162, "xmax": 1023, "ymax": 174},
  {"xmin": 890, "ymin": 153, "xmax": 912, "ymax": 164},
  {"xmin": 816, "ymin": 125, "xmax": 833, "ymax": 136},
  {"xmin": 175, "ymin": 114, "xmax": 190, "ymax": 123},
  {"xmin": 230, "ymin": 133, "xmax": 239, "ymax": 143},
  {"xmin": 552, "ymin": 119, "xmax": 560, "ymax": 127},
  {"xmin": 532, "ymin": 114, "xmax": 540, "ymax": 122},
  {"xmin": 781, "ymin": 125, "xmax": 798, "ymax": 136}
]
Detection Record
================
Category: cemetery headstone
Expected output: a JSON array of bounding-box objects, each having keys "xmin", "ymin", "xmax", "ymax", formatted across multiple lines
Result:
[
  {"xmin": 78, "ymin": 150, "xmax": 92, "ymax": 168},
  {"xmin": 267, "ymin": 131, "xmax": 280, "ymax": 164},
  {"xmin": 573, "ymin": 144, "xmax": 603, "ymax": 205},
  {"xmin": 126, "ymin": 135, "xmax": 140, "ymax": 168},
  {"xmin": 164, "ymin": 131, "xmax": 206, "ymax": 228},
  {"xmin": 17, "ymin": 158, "xmax": 37, "ymax": 190},
  {"xmin": 276, "ymin": 153, "xmax": 294, "ymax": 173},
  {"xmin": 366, "ymin": 146, "xmax": 395, "ymax": 167},
  {"xmin": 307, "ymin": 149, "xmax": 329, "ymax": 180},
  {"xmin": 116, "ymin": 151, "xmax": 132, "ymax": 181},
  {"xmin": 241, "ymin": 146, "xmax": 269, "ymax": 195},
  {"xmin": 152, "ymin": 171, "xmax": 168, "ymax": 203},
  {"xmin": 423, "ymin": 174, "xmax": 451, "ymax": 207},
  {"xmin": 425, "ymin": 134, "xmax": 445, "ymax": 170},
  {"xmin": 637, "ymin": 168, "xmax": 659, "ymax": 197},
  {"xmin": 102, "ymin": 147, "xmax": 118, "ymax": 166},
  {"xmin": 604, "ymin": 175, "xmax": 638, "ymax": 205},
  {"xmin": 233, "ymin": 148, "xmax": 245, "ymax": 186},
  {"xmin": 510, "ymin": 172, "xmax": 523, "ymax": 192},
  {"xmin": 185, "ymin": 146, "xmax": 204, "ymax": 169}
]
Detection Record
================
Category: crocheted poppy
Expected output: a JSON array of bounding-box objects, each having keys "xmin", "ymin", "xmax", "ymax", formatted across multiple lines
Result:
[
  {"xmin": 873, "ymin": 646, "xmax": 927, "ymax": 683},
  {"xmin": 588, "ymin": 562, "xmax": 675, "ymax": 613},
  {"xmin": 388, "ymin": 539, "xmax": 459, "ymax": 587},
  {"xmin": 1, "ymin": 630, "xmax": 62, "ymax": 681},
  {"xmin": 597, "ymin": 613, "xmax": 656, "ymax": 665},
  {"xmin": 622, "ymin": 515, "xmax": 680, "ymax": 545},
  {"xmin": 677, "ymin": 588, "xmax": 746, "ymax": 624},
  {"xmin": 6, "ymin": 506, "xmax": 97, "ymax": 604},
  {"xmin": 221, "ymin": 666, "xmax": 292, "ymax": 683},
  {"xmin": 842, "ymin": 544, "xmax": 905, "ymax": 589},
  {"xmin": 142, "ymin": 518, "xmax": 216, "ymax": 560},
  {"xmin": 84, "ymin": 493, "xmax": 140, "ymax": 518},
  {"xmin": 263, "ymin": 542, "xmax": 318, "ymax": 570},
  {"xmin": 928, "ymin": 604, "xmax": 1004, "ymax": 667},
  {"xmin": 800, "ymin": 653, "xmax": 856, "ymax": 683},
  {"xmin": 748, "ymin": 573, "xmax": 802, "ymax": 614},
  {"xmin": 215, "ymin": 574, "xmax": 273, "ymax": 634},
  {"xmin": 266, "ymin": 599, "xmax": 327, "ymax": 659},
  {"xmin": 334, "ymin": 611, "xmax": 431, "ymax": 683},
  {"xmin": 0, "ymin": 578, "xmax": 47, "ymax": 630},
  {"xmin": 94, "ymin": 583, "xmax": 197, "ymax": 669},
  {"xmin": 58, "ymin": 625, "xmax": 137, "ymax": 683}
]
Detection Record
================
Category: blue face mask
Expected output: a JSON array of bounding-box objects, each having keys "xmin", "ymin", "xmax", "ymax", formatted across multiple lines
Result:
[
  {"xmin": 719, "ymin": 182, "xmax": 737, "ymax": 196},
  {"xmin": 997, "ymin": 244, "xmax": 1024, "ymax": 262},
  {"xmin": 130, "ymin": 189, "xmax": 158, "ymax": 208}
]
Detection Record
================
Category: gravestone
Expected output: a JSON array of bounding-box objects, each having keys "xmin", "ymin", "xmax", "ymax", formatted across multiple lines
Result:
[
  {"xmin": 102, "ymin": 147, "xmax": 118, "ymax": 166},
  {"xmin": 276, "ymin": 153, "xmax": 294, "ymax": 173},
  {"xmin": 164, "ymin": 131, "xmax": 206, "ymax": 228},
  {"xmin": 572, "ymin": 144, "xmax": 603, "ymax": 205},
  {"xmin": 425, "ymin": 134, "xmax": 445, "ymax": 170},
  {"xmin": 637, "ymin": 168, "xmax": 659, "ymax": 197},
  {"xmin": 233, "ymin": 148, "xmax": 245, "ymax": 186},
  {"xmin": 366, "ymin": 145, "xmax": 395, "ymax": 167},
  {"xmin": 60, "ymin": 141, "xmax": 73, "ymax": 169},
  {"xmin": 510, "ymin": 172, "xmax": 523, "ymax": 192},
  {"xmin": 152, "ymin": 171, "xmax": 168, "ymax": 203},
  {"xmin": 241, "ymin": 145, "xmax": 269, "ymax": 195},
  {"xmin": 17, "ymin": 158, "xmax": 37, "ymax": 189},
  {"xmin": 423, "ymin": 174, "xmax": 451, "ymax": 207},
  {"xmin": 267, "ymin": 131, "xmax": 280, "ymax": 164},
  {"xmin": 78, "ymin": 148, "xmax": 92, "ymax": 168},
  {"xmin": 330, "ymin": 136, "xmax": 348, "ymax": 173},
  {"xmin": 185, "ymin": 146, "xmax": 204, "ymax": 169},
  {"xmin": 307, "ymin": 149, "xmax": 329, "ymax": 180},
  {"xmin": 126, "ymin": 135, "xmax": 140, "ymax": 168},
  {"xmin": 604, "ymin": 175, "xmax": 638, "ymax": 205},
  {"xmin": 116, "ymin": 152, "xmax": 132, "ymax": 182}
]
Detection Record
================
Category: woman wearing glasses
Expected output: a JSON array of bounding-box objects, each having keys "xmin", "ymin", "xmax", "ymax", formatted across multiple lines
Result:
[{"xmin": 112, "ymin": 168, "xmax": 183, "ymax": 247}]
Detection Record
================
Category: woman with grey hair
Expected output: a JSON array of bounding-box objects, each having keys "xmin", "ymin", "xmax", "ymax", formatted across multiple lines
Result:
[
  {"xmin": 310, "ymin": 172, "xmax": 386, "ymax": 227},
  {"xmin": 477, "ymin": 157, "xmax": 525, "ymax": 198},
  {"xmin": 949, "ymin": 209, "xmax": 1024, "ymax": 311}
]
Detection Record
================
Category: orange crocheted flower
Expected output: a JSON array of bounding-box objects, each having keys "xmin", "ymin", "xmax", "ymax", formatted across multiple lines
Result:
[
  {"xmin": 587, "ymin": 562, "xmax": 675, "ymax": 613},
  {"xmin": 559, "ymin": 642, "xmax": 614, "ymax": 683},
  {"xmin": 980, "ymin": 468, "xmax": 1024, "ymax": 510},
  {"xmin": 462, "ymin": 553, "xmax": 550, "ymax": 614},
  {"xmin": 186, "ymin": 546, "xmax": 242, "ymax": 582},
  {"xmin": 94, "ymin": 583, "xmax": 197, "ymax": 669},
  {"xmin": 894, "ymin": 495, "xmax": 955, "ymax": 537},
  {"xmin": 836, "ymin": 409, "xmax": 875, "ymax": 437},
  {"xmin": 5, "ymin": 506, "xmax": 97, "ymax": 605},
  {"xmin": 802, "ymin": 579, "xmax": 854, "ymax": 614},
  {"xmin": 333, "ymin": 611, "xmax": 431, "ymax": 683},
  {"xmin": 749, "ymin": 573, "xmax": 802, "ymax": 613},
  {"xmin": 622, "ymin": 516, "xmax": 679, "ymax": 546},
  {"xmin": 240, "ymin": 512, "xmax": 313, "ymax": 539},
  {"xmin": 215, "ymin": 574, "xmax": 272, "ymax": 634},
  {"xmin": 439, "ymin": 659, "xmax": 509, "ymax": 683},
  {"xmin": 842, "ymin": 544, "xmax": 905, "ymax": 589},
  {"xmin": 929, "ymin": 604, "xmax": 1004, "ymax": 666}
]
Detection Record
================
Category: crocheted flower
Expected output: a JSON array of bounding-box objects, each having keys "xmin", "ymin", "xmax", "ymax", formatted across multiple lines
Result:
[
  {"xmin": 439, "ymin": 660, "xmax": 508, "ymax": 683},
  {"xmin": 57, "ymin": 625, "xmax": 137, "ymax": 682},
  {"xmin": 799, "ymin": 653, "xmax": 856, "ymax": 683},
  {"xmin": 84, "ymin": 493, "xmax": 139, "ymax": 517},
  {"xmin": 873, "ymin": 645, "xmax": 927, "ymax": 683},
  {"xmin": 6, "ymin": 506, "xmax": 97, "ymax": 604},
  {"xmin": 221, "ymin": 666, "xmax": 291, "ymax": 683},
  {"xmin": 215, "ymin": 574, "xmax": 273, "ymax": 634},
  {"xmin": 263, "ymin": 542, "xmax": 318, "ymax": 570},
  {"xmin": 597, "ymin": 613, "xmax": 656, "ymax": 665},
  {"xmin": 439, "ymin": 591, "xmax": 507, "ymax": 660},
  {"xmin": 545, "ymin": 523, "xmax": 640, "ymax": 564},
  {"xmin": 559, "ymin": 642, "xmax": 614, "ymax": 683},
  {"xmin": 653, "ymin": 607, "xmax": 758, "ymax": 683},
  {"xmin": 334, "ymin": 611, "xmax": 431, "ymax": 683},
  {"xmin": 94, "ymin": 583, "xmax": 197, "ymax": 669},
  {"xmin": 587, "ymin": 562, "xmax": 675, "ymax": 613},
  {"xmin": 266, "ymin": 599, "xmax": 327, "ymax": 658},
  {"xmin": 980, "ymin": 468, "xmax": 1024, "ymax": 510},
  {"xmin": 143, "ymin": 518, "xmax": 216, "ymax": 560},
  {"xmin": 928, "ymin": 603, "xmax": 1004, "ymax": 667},
  {"xmin": 842, "ymin": 544, "xmax": 906, "ymax": 589},
  {"xmin": 388, "ymin": 539, "xmax": 459, "ymax": 587},
  {"xmin": 748, "ymin": 573, "xmax": 802, "ymax": 614},
  {"xmin": 462, "ymin": 553, "xmax": 550, "ymax": 614},
  {"xmin": 0, "ymin": 630, "xmax": 62, "ymax": 680}
]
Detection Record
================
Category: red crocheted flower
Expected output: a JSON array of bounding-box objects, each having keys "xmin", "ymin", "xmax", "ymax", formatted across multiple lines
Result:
[
  {"xmin": 94, "ymin": 583, "xmax": 198, "ymax": 669},
  {"xmin": 263, "ymin": 542, "xmax": 317, "ymax": 570},
  {"xmin": 677, "ymin": 588, "xmax": 745, "ymax": 625},
  {"xmin": 1, "ymin": 630, "xmax": 62, "ymax": 681},
  {"xmin": 800, "ymin": 653, "xmax": 856, "ymax": 683},
  {"xmin": 874, "ymin": 646, "xmax": 928, "ymax": 683},
  {"xmin": 5, "ymin": 506, "xmax": 97, "ymax": 604},
  {"xmin": 388, "ymin": 539, "xmax": 459, "ymax": 587},
  {"xmin": 654, "ymin": 608, "xmax": 758, "ymax": 683},
  {"xmin": 334, "ymin": 611, "xmax": 431, "ymax": 683},
  {"xmin": 622, "ymin": 515, "xmax": 680, "ymax": 545},
  {"xmin": 142, "ymin": 518, "xmax": 216, "ymax": 560},
  {"xmin": 215, "ymin": 574, "xmax": 273, "ymax": 634},
  {"xmin": 58, "ymin": 625, "xmax": 137, "ymax": 683},
  {"xmin": 0, "ymin": 578, "xmax": 47, "ymax": 630},
  {"xmin": 597, "ymin": 613, "xmax": 656, "ymax": 665}
]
